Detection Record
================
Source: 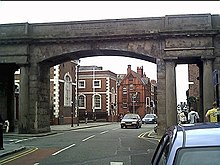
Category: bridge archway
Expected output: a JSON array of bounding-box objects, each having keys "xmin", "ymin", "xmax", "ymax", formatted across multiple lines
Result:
[{"xmin": 0, "ymin": 13, "xmax": 219, "ymax": 134}]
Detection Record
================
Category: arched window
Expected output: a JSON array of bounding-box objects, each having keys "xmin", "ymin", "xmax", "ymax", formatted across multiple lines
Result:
[
  {"xmin": 93, "ymin": 94, "xmax": 101, "ymax": 109},
  {"xmin": 78, "ymin": 94, "xmax": 86, "ymax": 109},
  {"xmin": 64, "ymin": 73, "xmax": 72, "ymax": 107}
]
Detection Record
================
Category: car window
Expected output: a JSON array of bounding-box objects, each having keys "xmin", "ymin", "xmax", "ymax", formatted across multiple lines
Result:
[
  {"xmin": 123, "ymin": 114, "xmax": 138, "ymax": 119},
  {"xmin": 174, "ymin": 146, "xmax": 220, "ymax": 165},
  {"xmin": 145, "ymin": 114, "xmax": 156, "ymax": 118},
  {"xmin": 151, "ymin": 134, "xmax": 170, "ymax": 165}
]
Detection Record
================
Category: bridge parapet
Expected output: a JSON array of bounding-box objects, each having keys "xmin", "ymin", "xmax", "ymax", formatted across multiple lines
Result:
[{"xmin": 0, "ymin": 14, "xmax": 219, "ymax": 43}]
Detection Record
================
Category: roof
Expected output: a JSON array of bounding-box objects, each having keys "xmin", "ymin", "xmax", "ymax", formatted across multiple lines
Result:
[
  {"xmin": 165, "ymin": 122, "xmax": 220, "ymax": 165},
  {"xmin": 174, "ymin": 123, "xmax": 220, "ymax": 147}
]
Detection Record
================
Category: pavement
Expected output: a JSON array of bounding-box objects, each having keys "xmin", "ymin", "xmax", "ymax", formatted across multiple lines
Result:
[{"xmin": 0, "ymin": 122, "xmax": 160, "ymax": 158}]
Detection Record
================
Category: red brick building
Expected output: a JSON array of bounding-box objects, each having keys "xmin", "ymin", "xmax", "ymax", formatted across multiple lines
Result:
[
  {"xmin": 188, "ymin": 64, "xmax": 200, "ymax": 98},
  {"xmin": 117, "ymin": 65, "xmax": 157, "ymax": 118},
  {"xmin": 50, "ymin": 60, "xmax": 78, "ymax": 125},
  {"xmin": 77, "ymin": 66, "xmax": 117, "ymax": 121}
]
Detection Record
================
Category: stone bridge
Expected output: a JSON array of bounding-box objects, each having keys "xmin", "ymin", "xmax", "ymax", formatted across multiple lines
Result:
[{"xmin": 0, "ymin": 13, "xmax": 220, "ymax": 134}]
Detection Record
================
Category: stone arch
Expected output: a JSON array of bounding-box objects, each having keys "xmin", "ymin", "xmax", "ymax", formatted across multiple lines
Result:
[
  {"xmin": 1, "ymin": 14, "xmax": 219, "ymax": 134},
  {"xmin": 39, "ymin": 49, "xmax": 157, "ymax": 67}
]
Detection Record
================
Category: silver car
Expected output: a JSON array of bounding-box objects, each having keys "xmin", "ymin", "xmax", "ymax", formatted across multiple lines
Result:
[
  {"xmin": 142, "ymin": 114, "xmax": 157, "ymax": 124},
  {"xmin": 120, "ymin": 114, "xmax": 142, "ymax": 129}
]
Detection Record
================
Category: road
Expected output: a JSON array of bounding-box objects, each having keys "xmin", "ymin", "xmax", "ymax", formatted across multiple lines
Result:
[{"xmin": 2, "ymin": 123, "xmax": 158, "ymax": 165}]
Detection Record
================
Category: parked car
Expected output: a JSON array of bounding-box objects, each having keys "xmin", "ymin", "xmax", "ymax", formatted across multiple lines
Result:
[
  {"xmin": 120, "ymin": 113, "xmax": 142, "ymax": 129},
  {"xmin": 142, "ymin": 114, "xmax": 157, "ymax": 124},
  {"xmin": 151, "ymin": 122, "xmax": 220, "ymax": 165}
]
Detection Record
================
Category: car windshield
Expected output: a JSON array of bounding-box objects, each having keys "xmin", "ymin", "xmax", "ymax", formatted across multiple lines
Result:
[
  {"xmin": 123, "ymin": 114, "xmax": 138, "ymax": 119},
  {"xmin": 145, "ymin": 114, "xmax": 155, "ymax": 118},
  {"xmin": 174, "ymin": 146, "xmax": 220, "ymax": 165}
]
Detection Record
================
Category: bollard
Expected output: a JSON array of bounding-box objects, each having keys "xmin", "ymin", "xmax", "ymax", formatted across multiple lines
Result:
[{"xmin": 0, "ymin": 123, "xmax": 4, "ymax": 150}]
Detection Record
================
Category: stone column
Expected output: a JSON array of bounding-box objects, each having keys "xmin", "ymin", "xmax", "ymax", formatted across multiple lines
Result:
[
  {"xmin": 165, "ymin": 61, "xmax": 177, "ymax": 128},
  {"xmin": 156, "ymin": 58, "xmax": 167, "ymax": 135},
  {"xmin": 18, "ymin": 65, "xmax": 29, "ymax": 133},
  {"xmin": 203, "ymin": 59, "xmax": 214, "ymax": 116}
]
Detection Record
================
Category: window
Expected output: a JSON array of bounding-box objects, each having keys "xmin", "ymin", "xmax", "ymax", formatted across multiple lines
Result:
[
  {"xmin": 129, "ymin": 84, "xmax": 134, "ymax": 90},
  {"xmin": 64, "ymin": 73, "xmax": 72, "ymax": 107},
  {"xmin": 174, "ymin": 147, "xmax": 220, "ymax": 165},
  {"xmin": 151, "ymin": 134, "xmax": 170, "ymax": 165},
  {"xmin": 146, "ymin": 97, "xmax": 150, "ymax": 107},
  {"xmin": 123, "ymin": 102, "xmax": 127, "ymax": 108},
  {"xmin": 93, "ymin": 80, "xmax": 101, "ymax": 88},
  {"xmin": 93, "ymin": 94, "xmax": 101, "ymax": 109},
  {"xmin": 78, "ymin": 95, "xmax": 85, "ymax": 108},
  {"xmin": 123, "ymin": 87, "xmax": 127, "ymax": 96},
  {"xmin": 78, "ymin": 80, "xmax": 85, "ymax": 88}
]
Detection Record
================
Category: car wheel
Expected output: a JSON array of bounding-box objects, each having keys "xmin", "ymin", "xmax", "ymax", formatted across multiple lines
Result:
[
  {"xmin": 121, "ymin": 125, "xmax": 123, "ymax": 129},
  {"xmin": 136, "ymin": 124, "xmax": 139, "ymax": 129}
]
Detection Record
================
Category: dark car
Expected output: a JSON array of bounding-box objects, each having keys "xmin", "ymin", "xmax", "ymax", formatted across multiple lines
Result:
[
  {"xmin": 142, "ymin": 114, "xmax": 157, "ymax": 124},
  {"xmin": 120, "ymin": 113, "xmax": 142, "ymax": 129},
  {"xmin": 151, "ymin": 122, "xmax": 220, "ymax": 165}
]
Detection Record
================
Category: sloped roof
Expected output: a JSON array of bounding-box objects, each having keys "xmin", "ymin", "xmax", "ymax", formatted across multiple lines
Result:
[{"xmin": 120, "ymin": 70, "xmax": 150, "ymax": 86}]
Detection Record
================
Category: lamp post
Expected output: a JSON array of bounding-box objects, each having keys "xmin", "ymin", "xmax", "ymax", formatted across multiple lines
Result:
[
  {"xmin": 71, "ymin": 101, "xmax": 74, "ymax": 127},
  {"xmin": 132, "ymin": 92, "xmax": 137, "ymax": 114}
]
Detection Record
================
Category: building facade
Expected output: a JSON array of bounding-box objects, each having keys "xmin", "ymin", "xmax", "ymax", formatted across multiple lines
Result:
[
  {"xmin": 50, "ymin": 60, "xmax": 78, "ymax": 125},
  {"xmin": 77, "ymin": 66, "xmax": 117, "ymax": 122},
  {"xmin": 117, "ymin": 65, "xmax": 157, "ymax": 118}
]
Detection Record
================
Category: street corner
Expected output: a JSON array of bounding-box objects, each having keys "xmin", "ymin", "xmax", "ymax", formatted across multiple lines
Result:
[{"xmin": 0, "ymin": 143, "xmax": 26, "ymax": 159}]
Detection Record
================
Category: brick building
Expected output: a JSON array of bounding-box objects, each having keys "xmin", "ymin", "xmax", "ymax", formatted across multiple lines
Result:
[
  {"xmin": 117, "ymin": 65, "xmax": 157, "ymax": 118},
  {"xmin": 187, "ymin": 64, "xmax": 200, "ymax": 112},
  {"xmin": 77, "ymin": 65, "xmax": 117, "ymax": 122},
  {"xmin": 50, "ymin": 60, "xmax": 78, "ymax": 125},
  {"xmin": 188, "ymin": 64, "xmax": 200, "ymax": 98}
]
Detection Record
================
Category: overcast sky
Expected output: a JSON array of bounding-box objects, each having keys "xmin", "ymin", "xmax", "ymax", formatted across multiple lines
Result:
[{"xmin": 0, "ymin": 1, "xmax": 219, "ymax": 103}]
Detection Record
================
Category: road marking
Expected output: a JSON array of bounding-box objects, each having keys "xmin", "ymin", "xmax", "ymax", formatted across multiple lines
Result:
[
  {"xmin": 82, "ymin": 135, "xmax": 95, "ymax": 142},
  {"xmin": 138, "ymin": 131, "xmax": 149, "ymax": 139},
  {"xmin": 14, "ymin": 137, "xmax": 37, "ymax": 144},
  {"xmin": 110, "ymin": 162, "xmax": 123, "ymax": 165},
  {"xmin": 0, "ymin": 147, "xmax": 38, "ymax": 164},
  {"xmin": 52, "ymin": 144, "xmax": 76, "ymax": 156},
  {"xmin": 100, "ymin": 130, "xmax": 109, "ymax": 134}
]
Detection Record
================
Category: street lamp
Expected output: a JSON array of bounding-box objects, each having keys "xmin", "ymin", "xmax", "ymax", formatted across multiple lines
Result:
[
  {"xmin": 71, "ymin": 101, "xmax": 74, "ymax": 127},
  {"xmin": 132, "ymin": 92, "xmax": 138, "ymax": 114}
]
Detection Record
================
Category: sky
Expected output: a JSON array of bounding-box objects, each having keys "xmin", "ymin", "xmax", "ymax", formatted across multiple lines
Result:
[{"xmin": 0, "ymin": 1, "xmax": 219, "ymax": 103}]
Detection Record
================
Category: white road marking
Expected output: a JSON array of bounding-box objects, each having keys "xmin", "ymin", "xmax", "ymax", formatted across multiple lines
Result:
[
  {"xmin": 100, "ymin": 130, "xmax": 109, "ymax": 134},
  {"xmin": 82, "ymin": 135, "xmax": 95, "ymax": 142},
  {"xmin": 14, "ymin": 137, "xmax": 37, "ymax": 144},
  {"xmin": 110, "ymin": 162, "xmax": 123, "ymax": 165},
  {"xmin": 52, "ymin": 144, "xmax": 76, "ymax": 156}
]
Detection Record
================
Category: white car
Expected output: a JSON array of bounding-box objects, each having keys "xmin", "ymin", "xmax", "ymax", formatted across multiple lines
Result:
[
  {"xmin": 120, "ymin": 114, "xmax": 142, "ymax": 129},
  {"xmin": 142, "ymin": 114, "xmax": 157, "ymax": 124}
]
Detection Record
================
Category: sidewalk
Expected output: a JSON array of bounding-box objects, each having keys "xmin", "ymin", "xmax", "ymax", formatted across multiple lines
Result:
[{"xmin": 0, "ymin": 122, "xmax": 159, "ymax": 158}]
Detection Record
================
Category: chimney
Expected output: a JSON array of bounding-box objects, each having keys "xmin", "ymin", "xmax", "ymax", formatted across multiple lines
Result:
[
  {"xmin": 127, "ymin": 65, "xmax": 131, "ymax": 74},
  {"xmin": 137, "ymin": 66, "xmax": 143, "ymax": 77}
]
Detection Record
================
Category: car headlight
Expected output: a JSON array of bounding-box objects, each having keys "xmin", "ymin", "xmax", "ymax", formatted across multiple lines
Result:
[
  {"xmin": 132, "ymin": 121, "xmax": 137, "ymax": 124},
  {"xmin": 121, "ymin": 121, "xmax": 125, "ymax": 124}
]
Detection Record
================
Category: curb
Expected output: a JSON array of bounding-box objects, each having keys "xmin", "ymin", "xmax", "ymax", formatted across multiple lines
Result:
[{"xmin": 0, "ymin": 146, "xmax": 26, "ymax": 158}]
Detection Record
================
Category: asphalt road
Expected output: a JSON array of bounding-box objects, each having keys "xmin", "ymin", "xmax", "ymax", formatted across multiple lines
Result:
[{"xmin": 3, "ymin": 123, "xmax": 158, "ymax": 165}]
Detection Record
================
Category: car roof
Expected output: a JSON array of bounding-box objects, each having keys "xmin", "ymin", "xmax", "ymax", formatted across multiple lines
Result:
[
  {"xmin": 164, "ymin": 122, "xmax": 220, "ymax": 165},
  {"xmin": 171, "ymin": 122, "xmax": 220, "ymax": 147},
  {"xmin": 124, "ymin": 113, "xmax": 139, "ymax": 116},
  {"xmin": 144, "ymin": 114, "xmax": 156, "ymax": 117}
]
